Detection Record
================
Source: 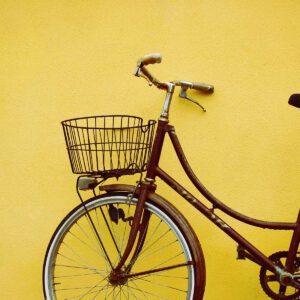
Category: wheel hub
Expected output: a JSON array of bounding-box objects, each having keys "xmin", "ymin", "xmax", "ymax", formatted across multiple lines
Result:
[{"xmin": 109, "ymin": 270, "xmax": 128, "ymax": 286}]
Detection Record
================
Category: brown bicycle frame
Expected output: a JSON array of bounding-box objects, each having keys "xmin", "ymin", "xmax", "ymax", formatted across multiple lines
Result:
[
  {"xmin": 110, "ymin": 60, "xmax": 300, "ymax": 285},
  {"xmin": 113, "ymin": 117, "xmax": 300, "ymax": 279}
]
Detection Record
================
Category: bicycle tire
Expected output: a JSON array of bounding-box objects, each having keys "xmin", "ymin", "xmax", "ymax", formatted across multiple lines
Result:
[{"xmin": 43, "ymin": 192, "xmax": 205, "ymax": 299}]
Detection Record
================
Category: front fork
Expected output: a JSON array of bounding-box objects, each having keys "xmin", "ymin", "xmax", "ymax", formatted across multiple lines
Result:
[
  {"xmin": 113, "ymin": 88, "xmax": 173, "ymax": 273},
  {"xmin": 113, "ymin": 179, "xmax": 156, "ymax": 273}
]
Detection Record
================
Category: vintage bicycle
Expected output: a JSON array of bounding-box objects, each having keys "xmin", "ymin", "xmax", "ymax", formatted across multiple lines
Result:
[{"xmin": 43, "ymin": 54, "xmax": 300, "ymax": 299}]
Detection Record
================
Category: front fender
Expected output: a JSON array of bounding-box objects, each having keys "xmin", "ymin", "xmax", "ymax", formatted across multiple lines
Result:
[{"xmin": 99, "ymin": 183, "xmax": 167, "ymax": 205}]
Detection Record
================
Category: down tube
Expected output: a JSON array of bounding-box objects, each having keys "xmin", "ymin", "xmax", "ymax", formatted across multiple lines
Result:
[{"xmin": 156, "ymin": 167, "xmax": 277, "ymax": 273}]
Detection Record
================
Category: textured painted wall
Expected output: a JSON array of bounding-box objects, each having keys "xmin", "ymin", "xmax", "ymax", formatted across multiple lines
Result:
[{"xmin": 1, "ymin": 1, "xmax": 299, "ymax": 299}]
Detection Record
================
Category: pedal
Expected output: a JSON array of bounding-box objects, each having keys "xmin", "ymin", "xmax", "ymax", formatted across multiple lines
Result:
[{"xmin": 237, "ymin": 245, "xmax": 246, "ymax": 260}]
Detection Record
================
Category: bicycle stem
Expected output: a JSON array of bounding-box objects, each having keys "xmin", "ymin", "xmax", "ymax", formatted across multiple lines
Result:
[{"xmin": 160, "ymin": 83, "xmax": 175, "ymax": 119}]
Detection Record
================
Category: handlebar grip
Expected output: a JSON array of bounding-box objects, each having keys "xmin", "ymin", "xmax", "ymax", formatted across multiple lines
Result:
[
  {"xmin": 137, "ymin": 53, "xmax": 162, "ymax": 66},
  {"xmin": 192, "ymin": 82, "xmax": 214, "ymax": 93}
]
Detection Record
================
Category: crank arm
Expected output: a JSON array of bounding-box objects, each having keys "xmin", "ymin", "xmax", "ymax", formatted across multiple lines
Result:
[{"xmin": 276, "ymin": 266, "xmax": 300, "ymax": 289}]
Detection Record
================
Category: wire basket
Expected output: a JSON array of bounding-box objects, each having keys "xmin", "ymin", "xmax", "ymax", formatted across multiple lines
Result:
[{"xmin": 62, "ymin": 115, "xmax": 156, "ymax": 178}]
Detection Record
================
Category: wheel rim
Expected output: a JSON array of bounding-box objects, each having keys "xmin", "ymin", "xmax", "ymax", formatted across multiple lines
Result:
[{"xmin": 44, "ymin": 195, "xmax": 196, "ymax": 299}]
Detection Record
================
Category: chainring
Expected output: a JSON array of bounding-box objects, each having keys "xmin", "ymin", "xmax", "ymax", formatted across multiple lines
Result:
[{"xmin": 260, "ymin": 251, "xmax": 300, "ymax": 300}]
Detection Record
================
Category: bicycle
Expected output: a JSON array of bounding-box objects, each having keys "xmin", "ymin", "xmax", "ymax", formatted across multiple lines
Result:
[{"xmin": 43, "ymin": 53, "xmax": 300, "ymax": 299}]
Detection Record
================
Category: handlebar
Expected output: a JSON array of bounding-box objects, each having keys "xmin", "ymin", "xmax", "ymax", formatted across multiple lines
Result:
[
  {"xmin": 134, "ymin": 53, "xmax": 214, "ymax": 113},
  {"xmin": 135, "ymin": 53, "xmax": 214, "ymax": 93}
]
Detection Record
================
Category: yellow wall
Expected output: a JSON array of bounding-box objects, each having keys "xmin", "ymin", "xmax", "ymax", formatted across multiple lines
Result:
[{"xmin": 1, "ymin": 1, "xmax": 299, "ymax": 299}]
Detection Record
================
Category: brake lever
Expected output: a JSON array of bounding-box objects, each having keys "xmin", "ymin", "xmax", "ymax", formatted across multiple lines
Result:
[
  {"xmin": 133, "ymin": 65, "xmax": 153, "ymax": 86},
  {"xmin": 133, "ymin": 65, "xmax": 140, "ymax": 77},
  {"xmin": 179, "ymin": 87, "xmax": 206, "ymax": 112}
]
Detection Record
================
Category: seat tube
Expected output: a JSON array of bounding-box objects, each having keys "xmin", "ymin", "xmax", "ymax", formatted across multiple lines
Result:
[{"xmin": 286, "ymin": 209, "xmax": 300, "ymax": 272}]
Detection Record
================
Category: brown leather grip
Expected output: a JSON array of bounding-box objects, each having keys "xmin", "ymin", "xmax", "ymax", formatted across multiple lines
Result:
[
  {"xmin": 137, "ymin": 53, "xmax": 162, "ymax": 66},
  {"xmin": 192, "ymin": 82, "xmax": 214, "ymax": 93}
]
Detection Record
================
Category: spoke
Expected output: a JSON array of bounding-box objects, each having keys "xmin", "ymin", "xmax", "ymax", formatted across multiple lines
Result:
[
  {"xmin": 129, "ymin": 281, "xmax": 149, "ymax": 300},
  {"xmin": 90, "ymin": 283, "xmax": 111, "ymax": 300},
  {"xmin": 138, "ymin": 228, "xmax": 171, "ymax": 257},
  {"xmin": 55, "ymin": 282, "xmax": 107, "ymax": 292},
  {"xmin": 137, "ymin": 239, "xmax": 177, "ymax": 262},
  {"xmin": 62, "ymin": 241, "xmax": 106, "ymax": 274},
  {"xmin": 128, "ymin": 281, "xmax": 169, "ymax": 300},
  {"xmin": 75, "ymin": 221, "xmax": 103, "ymax": 257},
  {"xmin": 55, "ymin": 271, "xmax": 104, "ymax": 278},
  {"xmin": 120, "ymin": 285, "xmax": 129, "ymax": 300},
  {"xmin": 113, "ymin": 285, "xmax": 122, "ymax": 298},
  {"xmin": 105, "ymin": 281, "xmax": 110, "ymax": 298},
  {"xmin": 64, "ymin": 284, "xmax": 110, "ymax": 299},
  {"xmin": 77, "ymin": 277, "xmax": 108, "ymax": 299},
  {"xmin": 68, "ymin": 229, "xmax": 107, "ymax": 261},
  {"xmin": 106, "ymin": 285, "xmax": 116, "ymax": 299},
  {"xmin": 126, "ymin": 284, "xmax": 138, "ymax": 299},
  {"xmin": 147, "ymin": 251, "xmax": 185, "ymax": 271},
  {"xmin": 132, "ymin": 277, "xmax": 187, "ymax": 293},
  {"xmin": 55, "ymin": 264, "xmax": 94, "ymax": 270},
  {"xmin": 140, "ymin": 219, "xmax": 162, "ymax": 252},
  {"xmin": 74, "ymin": 219, "xmax": 110, "ymax": 270},
  {"xmin": 57, "ymin": 253, "xmax": 103, "ymax": 275}
]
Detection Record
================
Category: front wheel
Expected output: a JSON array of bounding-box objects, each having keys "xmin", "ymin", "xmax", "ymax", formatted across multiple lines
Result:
[{"xmin": 43, "ymin": 192, "xmax": 205, "ymax": 299}]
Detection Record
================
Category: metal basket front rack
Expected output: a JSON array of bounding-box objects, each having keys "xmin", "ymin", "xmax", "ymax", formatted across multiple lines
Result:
[{"xmin": 62, "ymin": 115, "xmax": 156, "ymax": 178}]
